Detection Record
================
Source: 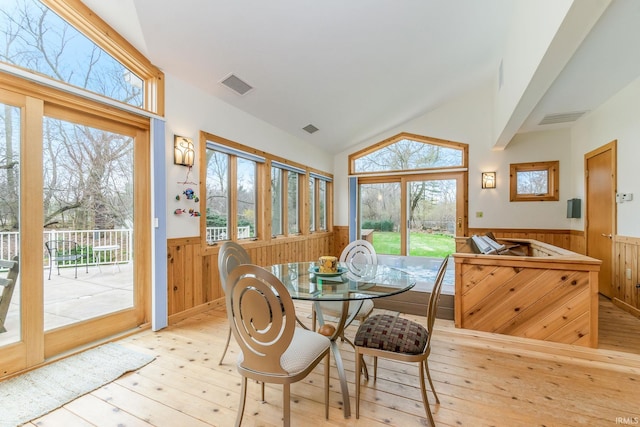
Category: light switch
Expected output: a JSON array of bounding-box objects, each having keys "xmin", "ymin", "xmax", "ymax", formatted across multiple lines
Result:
[{"xmin": 475, "ymin": 211, "xmax": 483, "ymax": 218}]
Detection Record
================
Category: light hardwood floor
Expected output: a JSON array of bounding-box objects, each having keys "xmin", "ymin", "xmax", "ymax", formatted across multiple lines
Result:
[{"xmin": 26, "ymin": 298, "xmax": 640, "ymax": 427}]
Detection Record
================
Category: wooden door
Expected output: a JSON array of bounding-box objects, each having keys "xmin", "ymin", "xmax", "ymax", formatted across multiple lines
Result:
[{"xmin": 585, "ymin": 141, "xmax": 616, "ymax": 297}]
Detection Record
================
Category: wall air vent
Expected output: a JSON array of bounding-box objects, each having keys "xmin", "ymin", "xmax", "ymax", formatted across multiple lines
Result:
[
  {"xmin": 303, "ymin": 124, "xmax": 319, "ymax": 134},
  {"xmin": 539, "ymin": 111, "xmax": 587, "ymax": 125},
  {"xmin": 219, "ymin": 74, "xmax": 253, "ymax": 95}
]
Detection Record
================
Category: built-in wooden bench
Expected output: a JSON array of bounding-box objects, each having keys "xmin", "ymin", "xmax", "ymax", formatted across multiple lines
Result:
[{"xmin": 453, "ymin": 237, "xmax": 601, "ymax": 347}]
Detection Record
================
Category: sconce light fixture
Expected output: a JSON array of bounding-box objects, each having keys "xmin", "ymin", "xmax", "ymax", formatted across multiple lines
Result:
[
  {"xmin": 174, "ymin": 135, "xmax": 194, "ymax": 167},
  {"xmin": 481, "ymin": 172, "xmax": 496, "ymax": 189}
]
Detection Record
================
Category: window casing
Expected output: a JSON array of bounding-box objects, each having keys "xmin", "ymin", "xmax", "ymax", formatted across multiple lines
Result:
[
  {"xmin": 201, "ymin": 132, "xmax": 331, "ymax": 245},
  {"xmin": 271, "ymin": 164, "xmax": 303, "ymax": 237},
  {"xmin": 509, "ymin": 161, "xmax": 559, "ymax": 202},
  {"xmin": 1, "ymin": 0, "xmax": 164, "ymax": 114},
  {"xmin": 349, "ymin": 133, "xmax": 468, "ymax": 255}
]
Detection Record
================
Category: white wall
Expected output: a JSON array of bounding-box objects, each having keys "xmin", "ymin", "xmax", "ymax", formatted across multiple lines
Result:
[
  {"xmin": 571, "ymin": 75, "xmax": 640, "ymax": 237},
  {"xmin": 164, "ymin": 73, "xmax": 333, "ymax": 238},
  {"xmin": 333, "ymin": 81, "xmax": 574, "ymax": 230}
]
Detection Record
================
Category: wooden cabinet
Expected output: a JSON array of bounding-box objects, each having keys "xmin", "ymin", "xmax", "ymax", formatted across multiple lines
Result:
[{"xmin": 453, "ymin": 238, "xmax": 601, "ymax": 347}]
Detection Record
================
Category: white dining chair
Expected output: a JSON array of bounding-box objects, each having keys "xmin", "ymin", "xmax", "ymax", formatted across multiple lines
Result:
[
  {"xmin": 217, "ymin": 241, "xmax": 251, "ymax": 365},
  {"xmin": 226, "ymin": 264, "xmax": 331, "ymax": 427},
  {"xmin": 312, "ymin": 239, "xmax": 377, "ymax": 332}
]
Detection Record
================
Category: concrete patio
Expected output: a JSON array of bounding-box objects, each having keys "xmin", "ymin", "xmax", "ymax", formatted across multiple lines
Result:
[{"xmin": 0, "ymin": 262, "xmax": 134, "ymax": 347}]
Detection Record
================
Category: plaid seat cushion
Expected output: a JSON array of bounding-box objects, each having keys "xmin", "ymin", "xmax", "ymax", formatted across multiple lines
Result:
[{"xmin": 354, "ymin": 314, "xmax": 428, "ymax": 355}]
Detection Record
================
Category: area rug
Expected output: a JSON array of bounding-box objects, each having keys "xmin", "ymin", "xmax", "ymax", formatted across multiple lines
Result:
[{"xmin": 0, "ymin": 342, "xmax": 155, "ymax": 427}]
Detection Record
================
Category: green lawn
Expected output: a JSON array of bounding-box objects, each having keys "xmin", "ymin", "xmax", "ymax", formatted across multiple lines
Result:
[{"xmin": 372, "ymin": 231, "xmax": 454, "ymax": 257}]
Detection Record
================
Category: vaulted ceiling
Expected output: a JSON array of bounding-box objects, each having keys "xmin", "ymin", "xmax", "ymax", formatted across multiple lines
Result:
[{"xmin": 81, "ymin": 0, "xmax": 640, "ymax": 154}]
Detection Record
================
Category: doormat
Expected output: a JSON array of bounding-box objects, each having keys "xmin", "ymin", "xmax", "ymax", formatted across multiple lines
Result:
[{"xmin": 0, "ymin": 342, "xmax": 154, "ymax": 427}]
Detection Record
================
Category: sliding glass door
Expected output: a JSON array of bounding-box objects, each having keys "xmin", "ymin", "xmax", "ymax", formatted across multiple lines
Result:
[
  {"xmin": 358, "ymin": 172, "xmax": 466, "ymax": 256},
  {"xmin": 0, "ymin": 83, "xmax": 150, "ymax": 376}
]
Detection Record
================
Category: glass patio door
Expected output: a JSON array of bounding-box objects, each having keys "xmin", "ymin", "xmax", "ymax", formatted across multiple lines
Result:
[
  {"xmin": 42, "ymin": 106, "xmax": 146, "ymax": 357},
  {"xmin": 357, "ymin": 173, "xmax": 465, "ymax": 256},
  {"xmin": 0, "ymin": 93, "xmax": 24, "ymax": 370},
  {"xmin": 0, "ymin": 85, "xmax": 150, "ymax": 376},
  {"xmin": 406, "ymin": 177, "xmax": 459, "ymax": 257}
]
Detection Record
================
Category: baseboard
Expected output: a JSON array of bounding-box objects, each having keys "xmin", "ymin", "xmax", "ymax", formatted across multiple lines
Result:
[{"xmin": 612, "ymin": 297, "xmax": 640, "ymax": 319}]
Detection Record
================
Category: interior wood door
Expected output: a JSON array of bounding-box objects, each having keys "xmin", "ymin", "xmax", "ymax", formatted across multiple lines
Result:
[{"xmin": 585, "ymin": 141, "xmax": 616, "ymax": 298}]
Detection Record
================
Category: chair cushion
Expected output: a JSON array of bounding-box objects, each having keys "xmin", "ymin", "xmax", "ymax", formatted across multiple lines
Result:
[
  {"xmin": 281, "ymin": 328, "xmax": 331, "ymax": 375},
  {"xmin": 354, "ymin": 314, "xmax": 428, "ymax": 355},
  {"xmin": 237, "ymin": 327, "xmax": 330, "ymax": 375}
]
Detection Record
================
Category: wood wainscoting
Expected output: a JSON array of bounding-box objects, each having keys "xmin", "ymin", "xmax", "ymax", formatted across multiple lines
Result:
[
  {"xmin": 614, "ymin": 235, "xmax": 640, "ymax": 317},
  {"xmin": 454, "ymin": 238, "xmax": 600, "ymax": 348},
  {"xmin": 167, "ymin": 233, "xmax": 335, "ymax": 322},
  {"xmin": 468, "ymin": 228, "xmax": 585, "ymax": 254}
]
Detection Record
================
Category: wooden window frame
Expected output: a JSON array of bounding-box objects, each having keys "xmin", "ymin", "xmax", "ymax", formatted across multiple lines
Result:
[
  {"xmin": 200, "ymin": 131, "xmax": 332, "ymax": 250},
  {"xmin": 509, "ymin": 161, "xmax": 559, "ymax": 202},
  {"xmin": 28, "ymin": 0, "xmax": 165, "ymax": 115}
]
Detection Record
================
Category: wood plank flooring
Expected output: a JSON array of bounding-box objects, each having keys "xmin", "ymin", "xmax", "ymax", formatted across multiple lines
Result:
[{"xmin": 25, "ymin": 298, "xmax": 640, "ymax": 427}]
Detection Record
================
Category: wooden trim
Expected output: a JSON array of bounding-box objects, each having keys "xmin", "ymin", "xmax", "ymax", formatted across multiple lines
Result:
[
  {"xmin": 348, "ymin": 132, "xmax": 469, "ymax": 175},
  {"xmin": 23, "ymin": 95, "xmax": 45, "ymax": 367},
  {"xmin": 612, "ymin": 297, "xmax": 640, "ymax": 319},
  {"xmin": 0, "ymin": 72, "xmax": 150, "ymax": 129},
  {"xmin": 509, "ymin": 160, "xmax": 560, "ymax": 202},
  {"xmin": 42, "ymin": 0, "xmax": 165, "ymax": 115}
]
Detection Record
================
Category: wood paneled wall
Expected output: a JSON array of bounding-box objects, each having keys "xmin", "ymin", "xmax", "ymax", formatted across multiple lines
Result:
[
  {"xmin": 165, "ymin": 227, "xmax": 640, "ymax": 325},
  {"xmin": 454, "ymin": 239, "xmax": 600, "ymax": 348},
  {"xmin": 167, "ymin": 233, "xmax": 335, "ymax": 321},
  {"xmin": 468, "ymin": 228, "xmax": 585, "ymax": 254},
  {"xmin": 614, "ymin": 235, "xmax": 640, "ymax": 316}
]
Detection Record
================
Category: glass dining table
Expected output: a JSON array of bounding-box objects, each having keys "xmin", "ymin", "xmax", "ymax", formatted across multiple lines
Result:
[{"xmin": 268, "ymin": 261, "xmax": 416, "ymax": 418}]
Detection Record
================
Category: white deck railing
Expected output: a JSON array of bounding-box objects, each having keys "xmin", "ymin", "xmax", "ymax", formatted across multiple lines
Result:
[
  {"xmin": 0, "ymin": 226, "xmax": 253, "ymax": 270},
  {"xmin": 205, "ymin": 226, "xmax": 252, "ymax": 242},
  {"xmin": 0, "ymin": 229, "xmax": 133, "ymax": 269}
]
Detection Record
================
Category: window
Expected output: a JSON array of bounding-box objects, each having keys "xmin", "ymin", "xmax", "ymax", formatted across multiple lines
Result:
[
  {"xmin": 308, "ymin": 172, "xmax": 331, "ymax": 233},
  {"xmin": 309, "ymin": 176, "xmax": 316, "ymax": 232},
  {"xmin": 271, "ymin": 166, "xmax": 283, "ymax": 236},
  {"xmin": 318, "ymin": 179, "xmax": 327, "ymax": 231},
  {"xmin": 202, "ymin": 132, "xmax": 330, "ymax": 244},
  {"xmin": 349, "ymin": 133, "xmax": 468, "ymax": 256},
  {"xmin": 510, "ymin": 161, "xmax": 559, "ymax": 202},
  {"xmin": 271, "ymin": 162, "xmax": 304, "ymax": 237},
  {"xmin": 0, "ymin": 0, "xmax": 163, "ymax": 113},
  {"xmin": 205, "ymin": 138, "xmax": 262, "ymax": 242},
  {"xmin": 205, "ymin": 150, "xmax": 230, "ymax": 241},
  {"xmin": 287, "ymin": 171, "xmax": 299, "ymax": 234},
  {"xmin": 350, "ymin": 132, "xmax": 465, "ymax": 174},
  {"xmin": 237, "ymin": 158, "xmax": 257, "ymax": 239}
]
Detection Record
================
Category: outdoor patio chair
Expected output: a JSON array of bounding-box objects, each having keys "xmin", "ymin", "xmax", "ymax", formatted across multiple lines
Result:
[
  {"xmin": 353, "ymin": 255, "xmax": 449, "ymax": 426},
  {"xmin": 0, "ymin": 256, "xmax": 19, "ymax": 333},
  {"xmin": 226, "ymin": 264, "xmax": 330, "ymax": 427},
  {"xmin": 45, "ymin": 240, "xmax": 88, "ymax": 280}
]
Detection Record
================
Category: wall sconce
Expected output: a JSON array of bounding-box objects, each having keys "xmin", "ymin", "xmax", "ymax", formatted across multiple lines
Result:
[
  {"xmin": 481, "ymin": 172, "xmax": 496, "ymax": 189},
  {"xmin": 174, "ymin": 135, "xmax": 194, "ymax": 167}
]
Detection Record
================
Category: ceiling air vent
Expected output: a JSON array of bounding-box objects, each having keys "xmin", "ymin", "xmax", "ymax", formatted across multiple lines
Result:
[
  {"xmin": 539, "ymin": 111, "xmax": 587, "ymax": 125},
  {"xmin": 219, "ymin": 74, "xmax": 253, "ymax": 96},
  {"xmin": 303, "ymin": 124, "xmax": 319, "ymax": 134}
]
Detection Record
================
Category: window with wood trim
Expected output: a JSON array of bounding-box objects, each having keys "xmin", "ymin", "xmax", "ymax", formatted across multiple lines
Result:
[
  {"xmin": 201, "ymin": 132, "xmax": 332, "ymax": 245},
  {"xmin": 271, "ymin": 162, "xmax": 304, "ymax": 237},
  {"xmin": 348, "ymin": 133, "xmax": 468, "ymax": 256},
  {"xmin": 350, "ymin": 132, "xmax": 466, "ymax": 175},
  {"xmin": 509, "ymin": 161, "xmax": 559, "ymax": 202},
  {"xmin": 1, "ymin": 0, "xmax": 164, "ymax": 114}
]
